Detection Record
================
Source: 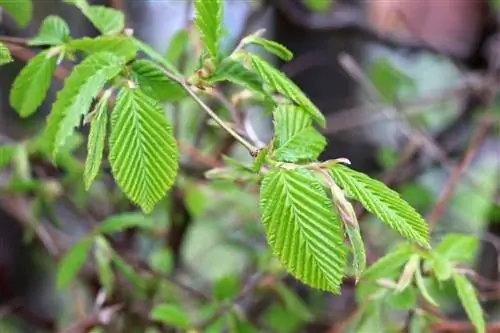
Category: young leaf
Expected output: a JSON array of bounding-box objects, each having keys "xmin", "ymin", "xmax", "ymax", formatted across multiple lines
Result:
[
  {"xmin": 251, "ymin": 147, "xmax": 269, "ymax": 172},
  {"xmin": 213, "ymin": 274, "xmax": 240, "ymax": 302},
  {"xmin": 362, "ymin": 245, "xmax": 412, "ymax": 280},
  {"xmin": 329, "ymin": 165, "xmax": 429, "ymax": 248},
  {"xmin": 150, "ymin": 304, "xmax": 190, "ymax": 329},
  {"xmin": 248, "ymin": 54, "xmax": 325, "ymax": 127},
  {"xmin": 0, "ymin": 0, "xmax": 32, "ymax": 27},
  {"xmin": 130, "ymin": 59, "xmax": 186, "ymax": 102},
  {"xmin": 205, "ymin": 60, "xmax": 265, "ymax": 95},
  {"xmin": 56, "ymin": 237, "xmax": 93, "ymax": 289},
  {"xmin": 97, "ymin": 213, "xmax": 155, "ymax": 234},
  {"xmin": 272, "ymin": 105, "xmax": 325, "ymax": 162},
  {"xmin": 260, "ymin": 168, "xmax": 347, "ymax": 292},
  {"xmin": 453, "ymin": 274, "xmax": 485, "ymax": 333},
  {"xmin": 0, "ymin": 42, "xmax": 12, "ymax": 65},
  {"xmin": 9, "ymin": 50, "xmax": 57, "ymax": 118},
  {"xmin": 109, "ymin": 88, "xmax": 179, "ymax": 213},
  {"xmin": 82, "ymin": 5, "xmax": 125, "ymax": 35},
  {"xmin": 149, "ymin": 248, "xmax": 173, "ymax": 274},
  {"xmin": 194, "ymin": 0, "xmax": 223, "ymax": 61},
  {"xmin": 94, "ymin": 236, "xmax": 114, "ymax": 295},
  {"xmin": 415, "ymin": 267, "xmax": 438, "ymax": 307},
  {"xmin": 345, "ymin": 223, "xmax": 366, "ymax": 282},
  {"xmin": 44, "ymin": 52, "xmax": 125, "ymax": 157},
  {"xmin": 435, "ymin": 234, "xmax": 478, "ymax": 263},
  {"xmin": 84, "ymin": 90, "xmax": 110, "ymax": 190},
  {"xmin": 132, "ymin": 38, "xmax": 180, "ymax": 76},
  {"xmin": 28, "ymin": 15, "xmax": 70, "ymax": 46},
  {"xmin": 244, "ymin": 36, "xmax": 293, "ymax": 61},
  {"xmin": 0, "ymin": 144, "xmax": 17, "ymax": 168},
  {"xmin": 431, "ymin": 255, "xmax": 453, "ymax": 281},
  {"xmin": 69, "ymin": 36, "xmax": 137, "ymax": 61},
  {"xmin": 165, "ymin": 29, "xmax": 189, "ymax": 64}
]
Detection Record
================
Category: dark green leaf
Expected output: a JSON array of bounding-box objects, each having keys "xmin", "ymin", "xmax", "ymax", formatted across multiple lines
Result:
[
  {"xmin": 28, "ymin": 15, "xmax": 70, "ymax": 46},
  {"xmin": 56, "ymin": 238, "xmax": 93, "ymax": 289},
  {"xmin": 150, "ymin": 304, "xmax": 190, "ymax": 329},
  {"xmin": 454, "ymin": 274, "xmax": 485, "ymax": 333}
]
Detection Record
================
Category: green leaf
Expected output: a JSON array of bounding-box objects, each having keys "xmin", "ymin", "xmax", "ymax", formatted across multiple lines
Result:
[
  {"xmin": 194, "ymin": 0, "xmax": 223, "ymax": 61},
  {"xmin": 44, "ymin": 52, "xmax": 125, "ymax": 157},
  {"xmin": 0, "ymin": 42, "xmax": 12, "ymax": 65},
  {"xmin": 415, "ymin": 267, "xmax": 438, "ymax": 307},
  {"xmin": 302, "ymin": 0, "xmax": 332, "ymax": 12},
  {"xmin": 0, "ymin": 144, "xmax": 17, "ymax": 168},
  {"xmin": 56, "ymin": 237, "xmax": 93, "ymax": 289},
  {"xmin": 248, "ymin": 54, "xmax": 325, "ymax": 127},
  {"xmin": 165, "ymin": 29, "xmax": 189, "ymax": 64},
  {"xmin": 109, "ymin": 88, "xmax": 179, "ymax": 213},
  {"xmin": 150, "ymin": 304, "xmax": 190, "ymax": 329},
  {"xmin": 362, "ymin": 245, "xmax": 412, "ymax": 280},
  {"xmin": 272, "ymin": 105, "xmax": 325, "ymax": 162},
  {"xmin": 329, "ymin": 165, "xmax": 429, "ymax": 248},
  {"xmin": 28, "ymin": 15, "xmax": 70, "ymax": 46},
  {"xmin": 345, "ymin": 223, "xmax": 366, "ymax": 281},
  {"xmin": 260, "ymin": 168, "xmax": 347, "ymax": 292},
  {"xmin": 130, "ymin": 59, "xmax": 186, "ymax": 102},
  {"xmin": 69, "ymin": 36, "xmax": 137, "ymax": 61},
  {"xmin": 387, "ymin": 287, "xmax": 416, "ymax": 310},
  {"xmin": 213, "ymin": 274, "xmax": 240, "ymax": 302},
  {"xmin": 0, "ymin": 0, "xmax": 32, "ymax": 27},
  {"xmin": 97, "ymin": 213, "xmax": 155, "ymax": 234},
  {"xmin": 149, "ymin": 248, "xmax": 173, "ymax": 274},
  {"xmin": 435, "ymin": 234, "xmax": 478, "ymax": 263},
  {"xmin": 453, "ymin": 274, "xmax": 485, "ymax": 333},
  {"xmin": 205, "ymin": 59, "xmax": 265, "ymax": 95},
  {"xmin": 9, "ymin": 50, "xmax": 57, "ymax": 118},
  {"xmin": 251, "ymin": 147, "xmax": 269, "ymax": 172},
  {"xmin": 431, "ymin": 255, "xmax": 453, "ymax": 281},
  {"xmin": 82, "ymin": 5, "xmax": 124, "ymax": 35},
  {"xmin": 244, "ymin": 36, "xmax": 293, "ymax": 61},
  {"xmin": 132, "ymin": 38, "xmax": 181, "ymax": 76},
  {"xmin": 84, "ymin": 90, "xmax": 110, "ymax": 190},
  {"xmin": 274, "ymin": 282, "xmax": 314, "ymax": 321},
  {"xmin": 94, "ymin": 236, "xmax": 114, "ymax": 295}
]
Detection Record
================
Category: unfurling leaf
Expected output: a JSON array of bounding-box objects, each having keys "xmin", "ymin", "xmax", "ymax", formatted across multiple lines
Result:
[
  {"xmin": 244, "ymin": 36, "xmax": 293, "ymax": 61},
  {"xmin": 345, "ymin": 222, "xmax": 366, "ymax": 282},
  {"xmin": 165, "ymin": 29, "xmax": 189, "ymax": 64},
  {"xmin": 83, "ymin": 5, "xmax": 124, "ymax": 35},
  {"xmin": 56, "ymin": 237, "xmax": 93, "ymax": 289},
  {"xmin": 453, "ymin": 274, "xmax": 485, "ymax": 333},
  {"xmin": 44, "ymin": 52, "xmax": 125, "ymax": 157},
  {"xmin": 248, "ymin": 54, "xmax": 325, "ymax": 127},
  {"xmin": 0, "ymin": 0, "xmax": 32, "ymax": 27},
  {"xmin": 150, "ymin": 304, "xmax": 190, "ymax": 329},
  {"xmin": 28, "ymin": 15, "xmax": 70, "ymax": 46},
  {"xmin": 415, "ymin": 268, "xmax": 438, "ymax": 307},
  {"xmin": 435, "ymin": 233, "xmax": 478, "ymax": 264},
  {"xmin": 329, "ymin": 165, "xmax": 429, "ymax": 248},
  {"xmin": 260, "ymin": 168, "xmax": 347, "ymax": 293},
  {"xmin": 130, "ymin": 59, "xmax": 186, "ymax": 102},
  {"xmin": 205, "ymin": 60, "xmax": 265, "ymax": 95},
  {"xmin": 109, "ymin": 88, "xmax": 178, "ymax": 213},
  {"xmin": 69, "ymin": 36, "xmax": 137, "ymax": 61},
  {"xmin": 396, "ymin": 254, "xmax": 419, "ymax": 292},
  {"xmin": 272, "ymin": 105, "xmax": 325, "ymax": 162},
  {"xmin": 84, "ymin": 90, "xmax": 111, "ymax": 190},
  {"xmin": 194, "ymin": 0, "xmax": 223, "ymax": 61},
  {"xmin": 0, "ymin": 42, "xmax": 12, "ymax": 65},
  {"xmin": 10, "ymin": 50, "xmax": 57, "ymax": 117},
  {"xmin": 362, "ymin": 245, "xmax": 412, "ymax": 280}
]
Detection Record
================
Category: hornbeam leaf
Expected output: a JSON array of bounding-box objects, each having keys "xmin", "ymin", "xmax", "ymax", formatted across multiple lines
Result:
[
  {"xmin": 69, "ymin": 36, "xmax": 137, "ymax": 61},
  {"xmin": 28, "ymin": 15, "xmax": 70, "ymax": 46},
  {"xmin": 0, "ymin": 42, "xmax": 12, "ymax": 65},
  {"xmin": 260, "ymin": 168, "xmax": 347, "ymax": 293},
  {"xmin": 454, "ymin": 274, "xmax": 485, "ymax": 333},
  {"xmin": 205, "ymin": 59, "xmax": 265, "ymax": 95},
  {"xmin": 330, "ymin": 165, "xmax": 430, "ymax": 248},
  {"xmin": 10, "ymin": 50, "xmax": 57, "ymax": 117},
  {"xmin": 44, "ymin": 52, "xmax": 124, "ymax": 157},
  {"xmin": 248, "ymin": 54, "xmax": 325, "ymax": 127},
  {"xmin": 109, "ymin": 88, "xmax": 178, "ymax": 213},
  {"xmin": 194, "ymin": 0, "xmax": 223, "ymax": 61},
  {"xmin": 0, "ymin": 0, "xmax": 32, "ymax": 27},
  {"xmin": 245, "ymin": 36, "xmax": 293, "ymax": 61}
]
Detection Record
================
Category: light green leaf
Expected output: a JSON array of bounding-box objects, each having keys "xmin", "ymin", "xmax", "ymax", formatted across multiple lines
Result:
[
  {"xmin": 82, "ymin": 5, "xmax": 124, "ymax": 35},
  {"xmin": 302, "ymin": 0, "xmax": 332, "ymax": 12},
  {"xmin": 387, "ymin": 287, "xmax": 416, "ymax": 310},
  {"xmin": 213, "ymin": 274, "xmax": 240, "ymax": 302},
  {"xmin": 244, "ymin": 36, "xmax": 293, "ymax": 61},
  {"xmin": 44, "ymin": 52, "xmax": 124, "ymax": 157},
  {"xmin": 260, "ymin": 168, "xmax": 347, "ymax": 292},
  {"xmin": 329, "ymin": 165, "xmax": 429, "ymax": 248},
  {"xmin": 9, "ymin": 50, "xmax": 57, "ymax": 118},
  {"xmin": 97, "ymin": 213, "xmax": 155, "ymax": 234},
  {"xmin": 248, "ymin": 54, "xmax": 325, "ymax": 127},
  {"xmin": 0, "ymin": 0, "xmax": 32, "ymax": 27},
  {"xmin": 0, "ymin": 144, "xmax": 17, "ymax": 168},
  {"xmin": 94, "ymin": 236, "xmax": 114, "ymax": 295},
  {"xmin": 251, "ymin": 147, "xmax": 269, "ymax": 172},
  {"xmin": 165, "ymin": 29, "xmax": 189, "ymax": 64},
  {"xmin": 205, "ymin": 59, "xmax": 265, "ymax": 95},
  {"xmin": 346, "ymin": 223, "xmax": 366, "ymax": 282},
  {"xmin": 130, "ymin": 59, "xmax": 186, "ymax": 102},
  {"xmin": 84, "ymin": 90, "xmax": 110, "ymax": 190},
  {"xmin": 453, "ymin": 274, "xmax": 485, "ymax": 333},
  {"xmin": 0, "ymin": 42, "xmax": 12, "ymax": 65},
  {"xmin": 435, "ymin": 234, "xmax": 478, "ymax": 263},
  {"xmin": 149, "ymin": 248, "xmax": 173, "ymax": 274},
  {"xmin": 109, "ymin": 88, "xmax": 178, "ymax": 213},
  {"xmin": 69, "ymin": 36, "xmax": 137, "ymax": 61},
  {"xmin": 272, "ymin": 105, "xmax": 325, "ymax": 162},
  {"xmin": 150, "ymin": 304, "xmax": 190, "ymax": 329},
  {"xmin": 132, "ymin": 38, "xmax": 181, "ymax": 76},
  {"xmin": 28, "ymin": 15, "xmax": 70, "ymax": 46},
  {"xmin": 362, "ymin": 245, "xmax": 412, "ymax": 280},
  {"xmin": 431, "ymin": 255, "xmax": 453, "ymax": 281},
  {"xmin": 56, "ymin": 237, "xmax": 93, "ymax": 289},
  {"xmin": 415, "ymin": 267, "xmax": 438, "ymax": 307},
  {"xmin": 194, "ymin": 0, "xmax": 223, "ymax": 61}
]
